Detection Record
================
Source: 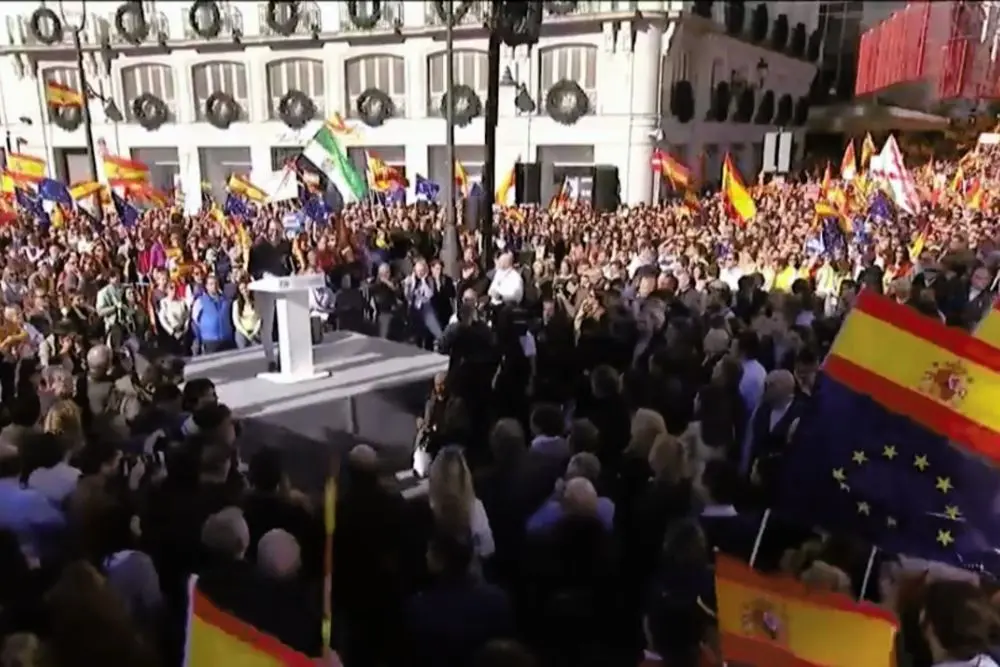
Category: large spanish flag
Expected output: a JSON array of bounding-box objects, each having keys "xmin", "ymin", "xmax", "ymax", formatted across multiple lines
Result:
[
  {"xmin": 6, "ymin": 153, "xmax": 46, "ymax": 183},
  {"xmin": 974, "ymin": 301, "xmax": 1000, "ymax": 349},
  {"xmin": 721, "ymin": 153, "xmax": 756, "ymax": 225},
  {"xmin": 716, "ymin": 555, "xmax": 897, "ymax": 667},
  {"xmin": 103, "ymin": 154, "xmax": 150, "ymax": 186},
  {"xmin": 185, "ymin": 578, "xmax": 314, "ymax": 667},
  {"xmin": 825, "ymin": 290, "xmax": 1000, "ymax": 461}
]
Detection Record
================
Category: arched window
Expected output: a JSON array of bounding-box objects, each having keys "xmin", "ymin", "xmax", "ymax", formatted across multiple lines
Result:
[
  {"xmin": 426, "ymin": 49, "xmax": 488, "ymax": 116},
  {"xmin": 191, "ymin": 61, "xmax": 249, "ymax": 121},
  {"xmin": 344, "ymin": 55, "xmax": 406, "ymax": 118},
  {"xmin": 42, "ymin": 67, "xmax": 80, "ymax": 123},
  {"xmin": 122, "ymin": 64, "xmax": 176, "ymax": 122},
  {"xmin": 537, "ymin": 44, "xmax": 598, "ymax": 113},
  {"xmin": 265, "ymin": 58, "xmax": 325, "ymax": 120}
]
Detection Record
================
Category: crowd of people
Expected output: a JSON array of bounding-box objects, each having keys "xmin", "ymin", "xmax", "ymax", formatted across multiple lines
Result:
[{"xmin": 0, "ymin": 135, "xmax": 998, "ymax": 667}]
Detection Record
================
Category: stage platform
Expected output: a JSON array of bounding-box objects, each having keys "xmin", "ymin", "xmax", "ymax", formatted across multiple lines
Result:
[{"xmin": 183, "ymin": 332, "xmax": 448, "ymax": 492}]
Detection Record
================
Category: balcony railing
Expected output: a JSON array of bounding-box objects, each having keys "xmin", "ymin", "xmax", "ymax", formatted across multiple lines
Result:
[{"xmin": 424, "ymin": 1, "xmax": 491, "ymax": 27}]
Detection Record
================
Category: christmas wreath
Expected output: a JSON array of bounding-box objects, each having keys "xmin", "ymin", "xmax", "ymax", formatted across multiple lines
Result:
[
  {"xmin": 545, "ymin": 79, "xmax": 589, "ymax": 126},
  {"xmin": 356, "ymin": 88, "xmax": 394, "ymax": 128},
  {"xmin": 278, "ymin": 90, "xmax": 315, "ymax": 129},
  {"xmin": 29, "ymin": 8, "xmax": 64, "ymax": 46},
  {"xmin": 133, "ymin": 93, "xmax": 169, "ymax": 130},
  {"xmin": 347, "ymin": 0, "xmax": 381, "ymax": 29},
  {"xmin": 189, "ymin": 1, "xmax": 222, "ymax": 39},
  {"xmin": 206, "ymin": 91, "xmax": 239, "ymax": 129},
  {"xmin": 266, "ymin": 0, "xmax": 300, "ymax": 36},
  {"xmin": 440, "ymin": 84, "xmax": 482, "ymax": 127}
]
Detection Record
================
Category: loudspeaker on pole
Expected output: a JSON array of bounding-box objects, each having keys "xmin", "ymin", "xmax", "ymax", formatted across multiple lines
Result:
[
  {"xmin": 514, "ymin": 162, "xmax": 542, "ymax": 205},
  {"xmin": 591, "ymin": 165, "xmax": 620, "ymax": 213}
]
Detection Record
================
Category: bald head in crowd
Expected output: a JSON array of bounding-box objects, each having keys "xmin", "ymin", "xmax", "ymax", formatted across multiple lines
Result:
[
  {"xmin": 764, "ymin": 369, "xmax": 796, "ymax": 406},
  {"xmin": 86, "ymin": 344, "xmax": 112, "ymax": 376},
  {"xmin": 348, "ymin": 444, "xmax": 378, "ymax": 470},
  {"xmin": 257, "ymin": 529, "xmax": 301, "ymax": 580}
]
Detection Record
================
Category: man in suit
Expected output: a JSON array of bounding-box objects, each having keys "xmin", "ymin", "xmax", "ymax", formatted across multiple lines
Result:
[
  {"xmin": 740, "ymin": 370, "xmax": 802, "ymax": 506},
  {"xmin": 247, "ymin": 225, "xmax": 293, "ymax": 372}
]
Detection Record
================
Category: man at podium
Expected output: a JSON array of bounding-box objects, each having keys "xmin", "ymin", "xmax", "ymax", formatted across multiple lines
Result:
[{"xmin": 247, "ymin": 225, "xmax": 294, "ymax": 372}]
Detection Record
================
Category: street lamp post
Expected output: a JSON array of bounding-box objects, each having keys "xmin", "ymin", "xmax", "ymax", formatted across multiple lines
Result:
[
  {"xmin": 441, "ymin": 0, "xmax": 459, "ymax": 279},
  {"xmin": 63, "ymin": 3, "xmax": 100, "ymax": 183}
]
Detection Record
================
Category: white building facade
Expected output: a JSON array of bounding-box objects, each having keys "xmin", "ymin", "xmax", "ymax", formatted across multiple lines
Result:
[{"xmin": 0, "ymin": 0, "xmax": 821, "ymax": 206}]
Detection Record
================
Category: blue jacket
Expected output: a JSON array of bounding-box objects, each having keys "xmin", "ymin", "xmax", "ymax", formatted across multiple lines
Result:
[{"xmin": 193, "ymin": 292, "xmax": 233, "ymax": 343}]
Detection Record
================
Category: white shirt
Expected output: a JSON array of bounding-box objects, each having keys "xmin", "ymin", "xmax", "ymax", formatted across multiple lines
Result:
[{"xmin": 488, "ymin": 267, "xmax": 524, "ymax": 305}]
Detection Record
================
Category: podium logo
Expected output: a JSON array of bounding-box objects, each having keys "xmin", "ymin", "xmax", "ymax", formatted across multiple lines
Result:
[{"xmin": 278, "ymin": 279, "xmax": 291, "ymax": 289}]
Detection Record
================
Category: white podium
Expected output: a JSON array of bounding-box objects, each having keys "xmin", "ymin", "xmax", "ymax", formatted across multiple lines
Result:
[{"xmin": 249, "ymin": 273, "xmax": 330, "ymax": 385}]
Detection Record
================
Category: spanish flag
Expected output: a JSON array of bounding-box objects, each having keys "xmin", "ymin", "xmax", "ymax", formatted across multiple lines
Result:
[
  {"xmin": 364, "ymin": 152, "xmax": 408, "ymax": 191},
  {"xmin": 653, "ymin": 150, "xmax": 693, "ymax": 190},
  {"xmin": 6, "ymin": 153, "xmax": 46, "ymax": 183},
  {"xmin": 860, "ymin": 132, "xmax": 877, "ymax": 170},
  {"xmin": 949, "ymin": 166, "xmax": 965, "ymax": 193},
  {"xmin": 965, "ymin": 180, "xmax": 986, "ymax": 211},
  {"xmin": 840, "ymin": 141, "xmax": 857, "ymax": 182},
  {"xmin": 716, "ymin": 555, "xmax": 897, "ymax": 667},
  {"xmin": 185, "ymin": 578, "xmax": 314, "ymax": 666},
  {"xmin": 974, "ymin": 301, "xmax": 1000, "ymax": 348},
  {"xmin": 680, "ymin": 188, "xmax": 702, "ymax": 216},
  {"xmin": 103, "ymin": 154, "xmax": 149, "ymax": 186},
  {"xmin": 44, "ymin": 80, "xmax": 84, "ymax": 108},
  {"xmin": 454, "ymin": 161, "xmax": 469, "ymax": 197},
  {"xmin": 69, "ymin": 180, "xmax": 103, "ymax": 201},
  {"xmin": 326, "ymin": 111, "xmax": 359, "ymax": 137},
  {"xmin": 819, "ymin": 162, "xmax": 832, "ymax": 196},
  {"xmin": 721, "ymin": 153, "xmax": 756, "ymax": 225},
  {"xmin": 227, "ymin": 173, "xmax": 268, "ymax": 202},
  {"xmin": 495, "ymin": 159, "xmax": 517, "ymax": 206}
]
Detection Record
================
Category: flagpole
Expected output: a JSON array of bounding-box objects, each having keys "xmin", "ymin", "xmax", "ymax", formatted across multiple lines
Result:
[{"xmin": 441, "ymin": 0, "xmax": 460, "ymax": 279}]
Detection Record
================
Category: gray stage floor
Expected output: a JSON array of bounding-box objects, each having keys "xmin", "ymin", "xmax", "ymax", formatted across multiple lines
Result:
[{"xmin": 184, "ymin": 332, "xmax": 448, "ymax": 492}]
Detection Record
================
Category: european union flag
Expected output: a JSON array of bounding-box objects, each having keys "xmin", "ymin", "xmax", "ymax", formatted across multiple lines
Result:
[
  {"xmin": 868, "ymin": 191, "xmax": 894, "ymax": 221},
  {"xmin": 386, "ymin": 184, "xmax": 406, "ymax": 205},
  {"xmin": 37, "ymin": 178, "xmax": 73, "ymax": 208},
  {"xmin": 783, "ymin": 377, "xmax": 1000, "ymax": 571},
  {"xmin": 223, "ymin": 193, "xmax": 249, "ymax": 219},
  {"xmin": 414, "ymin": 174, "xmax": 440, "ymax": 202},
  {"xmin": 779, "ymin": 292, "xmax": 1000, "ymax": 572},
  {"xmin": 820, "ymin": 218, "xmax": 846, "ymax": 258},
  {"xmin": 14, "ymin": 188, "xmax": 49, "ymax": 228},
  {"xmin": 302, "ymin": 194, "xmax": 330, "ymax": 225},
  {"xmin": 112, "ymin": 191, "xmax": 139, "ymax": 227}
]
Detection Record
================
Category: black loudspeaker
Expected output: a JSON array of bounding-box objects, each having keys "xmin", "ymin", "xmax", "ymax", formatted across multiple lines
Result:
[
  {"xmin": 591, "ymin": 165, "xmax": 620, "ymax": 213},
  {"xmin": 514, "ymin": 162, "xmax": 541, "ymax": 204}
]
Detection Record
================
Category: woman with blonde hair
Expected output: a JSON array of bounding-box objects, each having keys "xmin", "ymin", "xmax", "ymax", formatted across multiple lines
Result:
[
  {"xmin": 43, "ymin": 399, "xmax": 85, "ymax": 453},
  {"xmin": 427, "ymin": 446, "xmax": 494, "ymax": 560}
]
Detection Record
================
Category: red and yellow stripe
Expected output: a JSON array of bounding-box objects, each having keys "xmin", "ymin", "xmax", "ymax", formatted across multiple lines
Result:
[
  {"xmin": 186, "ymin": 583, "xmax": 314, "ymax": 666},
  {"xmin": 716, "ymin": 555, "xmax": 897, "ymax": 667},
  {"xmin": 6, "ymin": 153, "xmax": 46, "ymax": 183},
  {"xmin": 974, "ymin": 300, "xmax": 1000, "ymax": 350},
  {"xmin": 826, "ymin": 290, "xmax": 1000, "ymax": 464}
]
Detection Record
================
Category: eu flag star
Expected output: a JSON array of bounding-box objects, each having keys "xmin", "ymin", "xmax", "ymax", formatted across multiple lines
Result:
[
  {"xmin": 857, "ymin": 501, "xmax": 871, "ymax": 515},
  {"xmin": 914, "ymin": 455, "xmax": 930, "ymax": 471},
  {"xmin": 886, "ymin": 516, "xmax": 898, "ymax": 528},
  {"xmin": 882, "ymin": 445, "xmax": 898, "ymax": 460},
  {"xmin": 852, "ymin": 450, "xmax": 868, "ymax": 465},
  {"xmin": 832, "ymin": 468, "xmax": 846, "ymax": 483},
  {"xmin": 935, "ymin": 477, "xmax": 953, "ymax": 494},
  {"xmin": 936, "ymin": 529, "xmax": 954, "ymax": 547},
  {"xmin": 944, "ymin": 505, "xmax": 962, "ymax": 521}
]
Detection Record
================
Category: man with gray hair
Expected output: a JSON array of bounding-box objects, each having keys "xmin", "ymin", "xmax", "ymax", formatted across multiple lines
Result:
[
  {"xmin": 201, "ymin": 506, "xmax": 250, "ymax": 562},
  {"xmin": 525, "ymin": 453, "xmax": 615, "ymax": 533}
]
